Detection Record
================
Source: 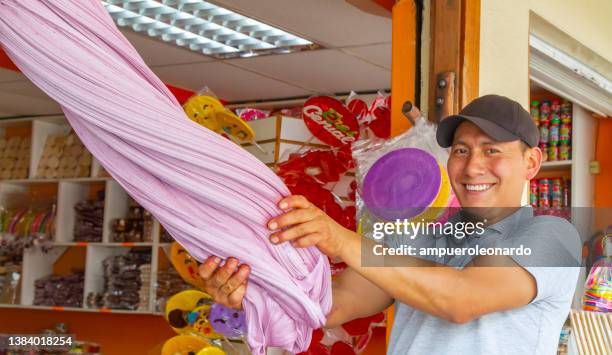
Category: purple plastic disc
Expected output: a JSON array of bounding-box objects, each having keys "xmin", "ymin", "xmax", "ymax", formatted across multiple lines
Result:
[
  {"xmin": 209, "ymin": 303, "xmax": 247, "ymax": 338},
  {"xmin": 363, "ymin": 148, "xmax": 441, "ymax": 220}
]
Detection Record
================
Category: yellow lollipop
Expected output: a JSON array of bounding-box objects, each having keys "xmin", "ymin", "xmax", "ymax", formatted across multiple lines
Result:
[
  {"xmin": 196, "ymin": 346, "xmax": 227, "ymax": 355},
  {"xmin": 183, "ymin": 95, "xmax": 225, "ymax": 132},
  {"xmin": 217, "ymin": 109, "xmax": 255, "ymax": 144},
  {"xmin": 161, "ymin": 335, "xmax": 210, "ymax": 355},
  {"xmin": 165, "ymin": 290, "xmax": 222, "ymax": 339},
  {"xmin": 170, "ymin": 242, "xmax": 207, "ymax": 289}
]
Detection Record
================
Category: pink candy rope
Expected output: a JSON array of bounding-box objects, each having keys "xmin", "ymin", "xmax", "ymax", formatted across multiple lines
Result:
[{"xmin": 0, "ymin": 1, "xmax": 331, "ymax": 353}]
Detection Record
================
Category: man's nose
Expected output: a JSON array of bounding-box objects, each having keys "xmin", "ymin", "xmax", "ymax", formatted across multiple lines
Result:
[{"xmin": 464, "ymin": 152, "xmax": 486, "ymax": 177}]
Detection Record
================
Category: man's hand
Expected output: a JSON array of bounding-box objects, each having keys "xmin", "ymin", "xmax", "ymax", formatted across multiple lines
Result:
[
  {"xmin": 267, "ymin": 195, "xmax": 353, "ymax": 258},
  {"xmin": 198, "ymin": 256, "xmax": 250, "ymax": 309}
]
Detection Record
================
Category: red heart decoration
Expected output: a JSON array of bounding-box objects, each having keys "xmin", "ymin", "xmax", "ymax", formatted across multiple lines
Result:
[
  {"xmin": 298, "ymin": 342, "xmax": 330, "ymax": 355},
  {"xmin": 347, "ymin": 98, "xmax": 369, "ymax": 125},
  {"xmin": 330, "ymin": 342, "xmax": 356, "ymax": 355},
  {"xmin": 368, "ymin": 105, "xmax": 391, "ymax": 138},
  {"xmin": 342, "ymin": 318, "xmax": 371, "ymax": 336},
  {"xmin": 303, "ymin": 96, "xmax": 360, "ymax": 147}
]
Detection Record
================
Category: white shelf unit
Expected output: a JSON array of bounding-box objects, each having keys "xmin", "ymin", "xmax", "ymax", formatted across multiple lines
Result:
[
  {"xmin": 0, "ymin": 114, "xmax": 350, "ymax": 319},
  {"xmin": 530, "ymin": 83, "xmax": 597, "ymax": 310},
  {"xmin": 0, "ymin": 115, "xmax": 166, "ymax": 315}
]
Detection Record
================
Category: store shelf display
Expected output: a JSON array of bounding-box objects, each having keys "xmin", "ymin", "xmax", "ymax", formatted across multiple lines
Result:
[
  {"xmin": 0, "ymin": 237, "xmax": 23, "ymax": 305},
  {"xmin": 0, "ymin": 115, "xmax": 172, "ymax": 315},
  {"xmin": 109, "ymin": 197, "xmax": 154, "ymax": 243},
  {"xmin": 530, "ymin": 99, "xmax": 572, "ymax": 162},
  {"xmin": 84, "ymin": 246, "xmax": 151, "ymax": 311},
  {"xmin": 36, "ymin": 131, "xmax": 91, "ymax": 179},
  {"xmin": 33, "ymin": 270, "xmax": 84, "ymax": 307},
  {"xmin": 73, "ymin": 189, "xmax": 105, "ymax": 243},
  {"xmin": 530, "ymin": 177, "xmax": 571, "ymax": 219},
  {"xmin": 155, "ymin": 267, "xmax": 192, "ymax": 314},
  {"xmin": 0, "ymin": 136, "xmax": 30, "ymax": 180}
]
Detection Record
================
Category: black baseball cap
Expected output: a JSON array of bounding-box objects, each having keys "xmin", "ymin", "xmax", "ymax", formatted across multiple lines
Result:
[{"xmin": 436, "ymin": 94, "xmax": 539, "ymax": 148}]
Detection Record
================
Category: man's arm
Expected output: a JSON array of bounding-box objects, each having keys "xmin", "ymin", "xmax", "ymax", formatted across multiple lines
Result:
[
  {"xmin": 196, "ymin": 254, "xmax": 394, "ymax": 328},
  {"xmin": 339, "ymin": 232, "xmax": 536, "ymax": 323},
  {"xmin": 326, "ymin": 267, "xmax": 393, "ymax": 328},
  {"xmin": 270, "ymin": 195, "xmax": 537, "ymax": 324}
]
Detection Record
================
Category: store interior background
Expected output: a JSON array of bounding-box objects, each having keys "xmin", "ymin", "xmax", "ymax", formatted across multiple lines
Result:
[
  {"xmin": 0, "ymin": 0, "xmax": 611, "ymax": 354},
  {"xmin": 0, "ymin": 1, "xmax": 393, "ymax": 354}
]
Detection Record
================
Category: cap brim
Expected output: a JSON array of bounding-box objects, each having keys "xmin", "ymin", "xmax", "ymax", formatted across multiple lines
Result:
[{"xmin": 436, "ymin": 115, "xmax": 521, "ymax": 148}]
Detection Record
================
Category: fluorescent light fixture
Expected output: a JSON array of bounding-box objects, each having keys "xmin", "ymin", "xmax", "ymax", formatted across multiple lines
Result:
[
  {"xmin": 530, "ymin": 34, "xmax": 612, "ymax": 95},
  {"xmin": 102, "ymin": 0, "xmax": 316, "ymax": 58}
]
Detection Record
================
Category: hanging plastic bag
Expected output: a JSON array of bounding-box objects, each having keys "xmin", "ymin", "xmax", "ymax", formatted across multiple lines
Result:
[
  {"xmin": 583, "ymin": 234, "xmax": 612, "ymax": 313},
  {"xmin": 352, "ymin": 115, "xmax": 456, "ymax": 240}
]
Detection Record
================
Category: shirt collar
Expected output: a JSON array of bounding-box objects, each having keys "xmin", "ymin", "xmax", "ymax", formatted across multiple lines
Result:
[{"xmin": 485, "ymin": 206, "xmax": 533, "ymax": 235}]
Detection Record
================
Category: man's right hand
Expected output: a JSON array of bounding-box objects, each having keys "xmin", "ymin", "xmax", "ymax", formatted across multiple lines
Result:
[{"xmin": 198, "ymin": 256, "xmax": 250, "ymax": 309}]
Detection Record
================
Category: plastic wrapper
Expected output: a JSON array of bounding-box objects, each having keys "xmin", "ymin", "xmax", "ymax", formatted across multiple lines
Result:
[
  {"xmin": 87, "ymin": 250, "xmax": 151, "ymax": 310},
  {"xmin": 0, "ymin": 262, "xmax": 21, "ymax": 304},
  {"xmin": 352, "ymin": 116, "xmax": 453, "ymax": 240},
  {"xmin": 236, "ymin": 108, "xmax": 270, "ymax": 121},
  {"xmin": 583, "ymin": 256, "xmax": 612, "ymax": 312},
  {"xmin": 155, "ymin": 267, "xmax": 192, "ymax": 313},
  {"xmin": 73, "ymin": 190, "xmax": 104, "ymax": 242},
  {"xmin": 33, "ymin": 271, "xmax": 84, "ymax": 307}
]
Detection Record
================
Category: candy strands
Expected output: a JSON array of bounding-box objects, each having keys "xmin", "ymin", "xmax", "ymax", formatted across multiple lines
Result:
[{"xmin": 0, "ymin": 2, "xmax": 332, "ymax": 353}]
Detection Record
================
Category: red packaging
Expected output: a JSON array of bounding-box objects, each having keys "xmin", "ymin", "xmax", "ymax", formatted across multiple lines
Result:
[{"xmin": 538, "ymin": 179, "xmax": 550, "ymax": 208}]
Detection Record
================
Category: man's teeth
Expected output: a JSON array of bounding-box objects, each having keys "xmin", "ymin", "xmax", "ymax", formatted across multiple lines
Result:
[{"xmin": 465, "ymin": 184, "xmax": 492, "ymax": 191}]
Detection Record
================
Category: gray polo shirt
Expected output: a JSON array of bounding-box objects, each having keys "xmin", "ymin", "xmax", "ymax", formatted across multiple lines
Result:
[{"xmin": 387, "ymin": 207, "xmax": 581, "ymax": 355}]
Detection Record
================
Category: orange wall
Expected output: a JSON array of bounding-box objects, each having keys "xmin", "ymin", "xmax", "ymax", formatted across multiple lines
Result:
[
  {"xmin": 390, "ymin": 0, "xmax": 416, "ymax": 136},
  {"xmin": 594, "ymin": 117, "xmax": 612, "ymax": 231},
  {"xmin": 594, "ymin": 117, "xmax": 612, "ymax": 207},
  {"xmin": 0, "ymin": 308, "xmax": 174, "ymax": 355},
  {"xmin": 0, "ymin": 308, "xmax": 387, "ymax": 355}
]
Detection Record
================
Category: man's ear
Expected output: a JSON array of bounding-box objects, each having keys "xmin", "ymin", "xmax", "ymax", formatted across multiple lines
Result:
[{"xmin": 525, "ymin": 147, "xmax": 542, "ymax": 180}]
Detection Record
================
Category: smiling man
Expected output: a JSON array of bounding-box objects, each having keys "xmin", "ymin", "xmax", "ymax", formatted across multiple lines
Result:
[{"xmin": 198, "ymin": 95, "xmax": 581, "ymax": 354}]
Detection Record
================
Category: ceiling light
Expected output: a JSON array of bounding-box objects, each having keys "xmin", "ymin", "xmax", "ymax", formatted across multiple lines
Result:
[{"xmin": 102, "ymin": 0, "xmax": 317, "ymax": 59}]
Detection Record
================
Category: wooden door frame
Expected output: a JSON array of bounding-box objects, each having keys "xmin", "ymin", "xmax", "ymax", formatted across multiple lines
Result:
[
  {"xmin": 427, "ymin": 0, "xmax": 480, "ymax": 122},
  {"xmin": 385, "ymin": 0, "xmax": 481, "ymax": 346}
]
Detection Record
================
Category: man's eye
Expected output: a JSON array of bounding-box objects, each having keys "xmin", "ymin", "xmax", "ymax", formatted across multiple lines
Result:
[
  {"xmin": 452, "ymin": 148, "xmax": 467, "ymax": 155},
  {"xmin": 485, "ymin": 148, "xmax": 500, "ymax": 154}
]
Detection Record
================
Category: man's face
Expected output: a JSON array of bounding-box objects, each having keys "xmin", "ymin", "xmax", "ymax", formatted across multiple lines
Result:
[{"xmin": 446, "ymin": 121, "xmax": 541, "ymax": 209}]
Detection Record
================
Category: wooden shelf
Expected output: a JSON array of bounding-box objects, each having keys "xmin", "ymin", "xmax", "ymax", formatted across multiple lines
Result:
[
  {"xmin": 0, "ymin": 115, "xmax": 174, "ymax": 314},
  {"xmin": 0, "ymin": 177, "xmax": 111, "ymax": 184},
  {"xmin": 51, "ymin": 242, "xmax": 154, "ymax": 247},
  {"xmin": 541, "ymin": 160, "xmax": 572, "ymax": 169},
  {"xmin": 0, "ymin": 303, "xmax": 157, "ymax": 315}
]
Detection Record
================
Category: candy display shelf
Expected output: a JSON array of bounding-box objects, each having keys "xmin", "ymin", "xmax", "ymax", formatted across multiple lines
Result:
[
  {"xmin": 0, "ymin": 114, "xmax": 341, "ymax": 318},
  {"xmin": 530, "ymin": 83, "xmax": 597, "ymax": 310},
  {"xmin": 530, "ymin": 86, "xmax": 596, "ymax": 213},
  {"xmin": 0, "ymin": 115, "xmax": 168, "ymax": 315},
  {"xmin": 540, "ymin": 160, "xmax": 573, "ymax": 169}
]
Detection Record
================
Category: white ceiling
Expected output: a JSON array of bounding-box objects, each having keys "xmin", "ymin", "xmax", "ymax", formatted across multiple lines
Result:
[{"xmin": 0, "ymin": 0, "xmax": 391, "ymax": 117}]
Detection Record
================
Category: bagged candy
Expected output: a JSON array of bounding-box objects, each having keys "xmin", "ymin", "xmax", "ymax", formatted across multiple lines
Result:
[
  {"xmin": 352, "ymin": 116, "xmax": 454, "ymax": 240},
  {"xmin": 583, "ymin": 234, "xmax": 612, "ymax": 313}
]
